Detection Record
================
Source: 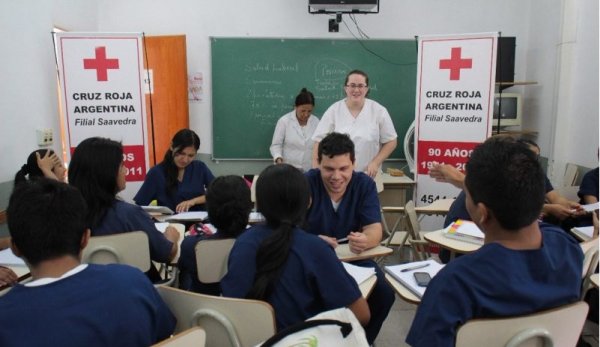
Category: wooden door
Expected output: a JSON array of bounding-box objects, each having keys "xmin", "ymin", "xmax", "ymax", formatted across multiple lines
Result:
[{"xmin": 143, "ymin": 35, "xmax": 189, "ymax": 166}]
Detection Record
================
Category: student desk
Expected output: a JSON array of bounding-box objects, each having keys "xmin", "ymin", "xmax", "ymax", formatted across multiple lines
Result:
[
  {"xmin": 335, "ymin": 244, "xmax": 393, "ymax": 262},
  {"xmin": 359, "ymin": 275, "xmax": 378, "ymax": 298},
  {"xmin": 384, "ymin": 273, "xmax": 421, "ymax": 304},
  {"xmin": 591, "ymin": 273, "xmax": 599, "ymax": 288},
  {"xmin": 415, "ymin": 198, "xmax": 455, "ymax": 217},
  {"xmin": 570, "ymin": 226, "xmax": 594, "ymax": 242},
  {"xmin": 423, "ymin": 229, "xmax": 481, "ymax": 259},
  {"xmin": 379, "ymin": 173, "xmax": 415, "ymax": 230}
]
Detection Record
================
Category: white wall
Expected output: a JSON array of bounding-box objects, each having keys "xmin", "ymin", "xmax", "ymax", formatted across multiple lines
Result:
[{"xmin": 0, "ymin": 0, "xmax": 597, "ymax": 186}]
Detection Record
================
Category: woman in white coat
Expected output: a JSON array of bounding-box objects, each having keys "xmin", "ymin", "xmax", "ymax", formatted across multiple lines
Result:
[
  {"xmin": 270, "ymin": 88, "xmax": 320, "ymax": 171},
  {"xmin": 311, "ymin": 70, "xmax": 397, "ymax": 177}
]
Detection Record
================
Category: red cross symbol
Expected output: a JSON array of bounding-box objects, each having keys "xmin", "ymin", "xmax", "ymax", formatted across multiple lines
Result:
[
  {"xmin": 83, "ymin": 46, "xmax": 119, "ymax": 82},
  {"xmin": 439, "ymin": 47, "xmax": 472, "ymax": 81}
]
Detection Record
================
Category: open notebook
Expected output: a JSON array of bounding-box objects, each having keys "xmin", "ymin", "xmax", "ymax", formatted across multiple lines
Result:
[
  {"xmin": 342, "ymin": 262, "xmax": 376, "ymax": 286},
  {"xmin": 384, "ymin": 259, "xmax": 445, "ymax": 298}
]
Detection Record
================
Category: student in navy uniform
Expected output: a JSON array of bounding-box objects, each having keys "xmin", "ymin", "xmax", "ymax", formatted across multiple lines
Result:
[
  {"xmin": 304, "ymin": 132, "xmax": 394, "ymax": 344},
  {"xmin": 0, "ymin": 178, "xmax": 175, "ymax": 347},
  {"xmin": 134, "ymin": 129, "xmax": 215, "ymax": 213},
  {"xmin": 178, "ymin": 175, "xmax": 253, "ymax": 294},
  {"xmin": 68, "ymin": 137, "xmax": 179, "ymax": 281},
  {"xmin": 221, "ymin": 164, "xmax": 370, "ymax": 331},
  {"xmin": 579, "ymin": 166, "xmax": 599, "ymax": 205},
  {"xmin": 407, "ymin": 137, "xmax": 583, "ymax": 347}
]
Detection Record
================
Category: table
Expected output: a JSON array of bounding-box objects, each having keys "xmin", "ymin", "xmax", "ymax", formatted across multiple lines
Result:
[
  {"xmin": 384, "ymin": 273, "xmax": 421, "ymax": 304},
  {"xmin": 570, "ymin": 226, "xmax": 594, "ymax": 242},
  {"xmin": 590, "ymin": 273, "xmax": 599, "ymax": 288},
  {"xmin": 379, "ymin": 173, "xmax": 415, "ymax": 229},
  {"xmin": 415, "ymin": 198, "xmax": 455, "ymax": 216},
  {"xmin": 423, "ymin": 229, "xmax": 481, "ymax": 259},
  {"xmin": 359, "ymin": 275, "xmax": 377, "ymax": 298},
  {"xmin": 336, "ymin": 244, "xmax": 393, "ymax": 262}
]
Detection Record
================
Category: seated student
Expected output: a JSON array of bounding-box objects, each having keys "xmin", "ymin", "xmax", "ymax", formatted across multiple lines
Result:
[
  {"xmin": 178, "ymin": 175, "xmax": 253, "ymax": 295},
  {"xmin": 0, "ymin": 178, "xmax": 175, "ymax": 346},
  {"xmin": 304, "ymin": 132, "xmax": 394, "ymax": 345},
  {"xmin": 221, "ymin": 164, "xmax": 370, "ymax": 331},
  {"xmin": 134, "ymin": 129, "xmax": 215, "ymax": 213},
  {"xmin": 14, "ymin": 149, "xmax": 66, "ymax": 185},
  {"xmin": 68, "ymin": 137, "xmax": 180, "ymax": 281},
  {"xmin": 406, "ymin": 137, "xmax": 583, "ymax": 347},
  {"xmin": 579, "ymin": 166, "xmax": 599, "ymax": 205}
]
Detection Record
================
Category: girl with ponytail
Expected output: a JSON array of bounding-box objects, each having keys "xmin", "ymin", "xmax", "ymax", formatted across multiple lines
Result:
[
  {"xmin": 14, "ymin": 149, "xmax": 66, "ymax": 186},
  {"xmin": 221, "ymin": 164, "xmax": 369, "ymax": 330}
]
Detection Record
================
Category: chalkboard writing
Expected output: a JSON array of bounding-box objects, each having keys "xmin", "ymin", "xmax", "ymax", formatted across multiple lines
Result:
[{"xmin": 211, "ymin": 38, "xmax": 417, "ymax": 159}]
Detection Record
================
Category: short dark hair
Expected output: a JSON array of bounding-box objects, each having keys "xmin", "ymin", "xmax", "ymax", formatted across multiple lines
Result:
[
  {"xmin": 295, "ymin": 88, "xmax": 315, "ymax": 107},
  {"xmin": 317, "ymin": 132, "xmax": 355, "ymax": 163},
  {"xmin": 68, "ymin": 137, "xmax": 123, "ymax": 229},
  {"xmin": 344, "ymin": 69, "xmax": 369, "ymax": 86},
  {"xmin": 7, "ymin": 178, "xmax": 88, "ymax": 267},
  {"xmin": 464, "ymin": 137, "xmax": 545, "ymax": 230},
  {"xmin": 206, "ymin": 175, "xmax": 252, "ymax": 238}
]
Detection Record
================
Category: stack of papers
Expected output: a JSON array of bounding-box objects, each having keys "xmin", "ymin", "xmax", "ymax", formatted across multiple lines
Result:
[
  {"xmin": 583, "ymin": 202, "xmax": 599, "ymax": 212},
  {"xmin": 342, "ymin": 262, "xmax": 376, "ymax": 285},
  {"xmin": 0, "ymin": 248, "xmax": 26, "ymax": 266},
  {"xmin": 442, "ymin": 219, "xmax": 484, "ymax": 245},
  {"xmin": 165, "ymin": 211, "xmax": 209, "ymax": 222},
  {"xmin": 384, "ymin": 259, "xmax": 445, "ymax": 298}
]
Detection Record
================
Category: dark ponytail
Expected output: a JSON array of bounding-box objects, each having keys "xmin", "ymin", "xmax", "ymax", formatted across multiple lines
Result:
[
  {"xmin": 246, "ymin": 164, "xmax": 310, "ymax": 300},
  {"xmin": 14, "ymin": 149, "xmax": 53, "ymax": 187}
]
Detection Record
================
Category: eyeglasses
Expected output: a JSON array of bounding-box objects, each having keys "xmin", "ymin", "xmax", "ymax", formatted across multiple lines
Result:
[{"xmin": 345, "ymin": 83, "xmax": 368, "ymax": 90}]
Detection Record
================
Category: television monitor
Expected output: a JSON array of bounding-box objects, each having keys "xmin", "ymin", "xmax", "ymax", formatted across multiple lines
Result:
[
  {"xmin": 308, "ymin": 0, "xmax": 379, "ymax": 13},
  {"xmin": 492, "ymin": 93, "xmax": 522, "ymax": 127}
]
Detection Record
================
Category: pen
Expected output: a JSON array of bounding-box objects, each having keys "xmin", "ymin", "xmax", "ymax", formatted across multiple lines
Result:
[
  {"xmin": 400, "ymin": 263, "xmax": 430, "ymax": 272},
  {"xmin": 337, "ymin": 237, "xmax": 349, "ymax": 243}
]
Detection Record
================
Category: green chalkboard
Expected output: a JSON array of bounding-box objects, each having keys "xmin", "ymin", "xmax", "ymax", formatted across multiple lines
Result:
[{"xmin": 211, "ymin": 38, "xmax": 417, "ymax": 159}]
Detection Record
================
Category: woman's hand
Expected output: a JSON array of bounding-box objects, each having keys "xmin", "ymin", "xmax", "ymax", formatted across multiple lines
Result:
[
  {"xmin": 176, "ymin": 199, "xmax": 195, "ymax": 213},
  {"xmin": 0, "ymin": 266, "xmax": 18, "ymax": 287}
]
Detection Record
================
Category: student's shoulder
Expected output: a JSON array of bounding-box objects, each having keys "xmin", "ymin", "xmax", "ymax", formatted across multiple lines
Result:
[
  {"xmin": 351, "ymin": 171, "xmax": 376, "ymax": 190},
  {"xmin": 114, "ymin": 200, "xmax": 145, "ymax": 214}
]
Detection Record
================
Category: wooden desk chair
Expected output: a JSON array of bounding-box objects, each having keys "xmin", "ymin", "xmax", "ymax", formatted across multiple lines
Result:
[
  {"xmin": 194, "ymin": 238, "xmax": 235, "ymax": 283},
  {"xmin": 157, "ymin": 286, "xmax": 276, "ymax": 347},
  {"xmin": 153, "ymin": 327, "xmax": 206, "ymax": 347},
  {"xmin": 563, "ymin": 163, "xmax": 579, "ymax": 187},
  {"xmin": 82, "ymin": 231, "xmax": 151, "ymax": 272},
  {"xmin": 455, "ymin": 301, "xmax": 589, "ymax": 347},
  {"xmin": 580, "ymin": 239, "xmax": 599, "ymax": 298},
  {"xmin": 380, "ymin": 206, "xmax": 410, "ymax": 261},
  {"xmin": 405, "ymin": 200, "xmax": 434, "ymax": 261}
]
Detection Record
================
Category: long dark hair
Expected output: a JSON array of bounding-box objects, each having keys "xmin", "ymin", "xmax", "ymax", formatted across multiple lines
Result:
[
  {"xmin": 295, "ymin": 88, "xmax": 315, "ymax": 107},
  {"xmin": 246, "ymin": 164, "xmax": 310, "ymax": 300},
  {"xmin": 14, "ymin": 149, "xmax": 55, "ymax": 185},
  {"xmin": 206, "ymin": 175, "xmax": 252, "ymax": 238},
  {"xmin": 68, "ymin": 137, "xmax": 123, "ymax": 229},
  {"xmin": 162, "ymin": 129, "xmax": 200, "ymax": 196}
]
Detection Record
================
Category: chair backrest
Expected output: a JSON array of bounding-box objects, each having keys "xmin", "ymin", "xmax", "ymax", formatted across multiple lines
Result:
[
  {"xmin": 563, "ymin": 163, "xmax": 579, "ymax": 187},
  {"xmin": 455, "ymin": 301, "xmax": 589, "ymax": 347},
  {"xmin": 554, "ymin": 185, "xmax": 580, "ymax": 202},
  {"xmin": 405, "ymin": 200, "xmax": 421, "ymax": 237},
  {"xmin": 82, "ymin": 231, "xmax": 151, "ymax": 272},
  {"xmin": 194, "ymin": 238, "xmax": 236, "ymax": 283},
  {"xmin": 152, "ymin": 327, "xmax": 206, "ymax": 347},
  {"xmin": 580, "ymin": 239, "xmax": 599, "ymax": 298},
  {"xmin": 157, "ymin": 286, "xmax": 276, "ymax": 347}
]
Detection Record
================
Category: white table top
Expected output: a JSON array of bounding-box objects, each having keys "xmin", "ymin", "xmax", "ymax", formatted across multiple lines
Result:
[
  {"xmin": 415, "ymin": 198, "xmax": 455, "ymax": 216},
  {"xmin": 381, "ymin": 173, "xmax": 415, "ymax": 186},
  {"xmin": 423, "ymin": 229, "xmax": 481, "ymax": 254},
  {"xmin": 385, "ymin": 273, "xmax": 421, "ymax": 304},
  {"xmin": 336, "ymin": 244, "xmax": 393, "ymax": 262}
]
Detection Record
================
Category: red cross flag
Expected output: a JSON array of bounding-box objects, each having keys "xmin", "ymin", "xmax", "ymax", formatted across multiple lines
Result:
[
  {"xmin": 55, "ymin": 33, "xmax": 149, "ymax": 198},
  {"xmin": 413, "ymin": 32, "xmax": 497, "ymax": 227}
]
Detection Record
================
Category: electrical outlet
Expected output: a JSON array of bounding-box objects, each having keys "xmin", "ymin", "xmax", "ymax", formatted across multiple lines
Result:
[{"xmin": 36, "ymin": 128, "xmax": 53, "ymax": 146}]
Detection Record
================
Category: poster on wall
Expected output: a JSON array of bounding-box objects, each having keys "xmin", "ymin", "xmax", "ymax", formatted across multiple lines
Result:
[
  {"xmin": 55, "ymin": 32, "xmax": 149, "ymax": 200},
  {"xmin": 414, "ymin": 32, "xmax": 497, "ymax": 228}
]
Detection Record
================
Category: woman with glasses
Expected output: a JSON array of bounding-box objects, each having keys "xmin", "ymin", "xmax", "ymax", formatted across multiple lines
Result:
[
  {"xmin": 270, "ymin": 88, "xmax": 320, "ymax": 172},
  {"xmin": 311, "ymin": 70, "xmax": 397, "ymax": 177},
  {"xmin": 134, "ymin": 129, "xmax": 215, "ymax": 213}
]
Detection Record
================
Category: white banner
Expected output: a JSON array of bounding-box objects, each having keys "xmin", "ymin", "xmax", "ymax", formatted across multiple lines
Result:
[
  {"xmin": 414, "ymin": 33, "xmax": 497, "ymax": 228},
  {"xmin": 56, "ymin": 32, "xmax": 149, "ymax": 195}
]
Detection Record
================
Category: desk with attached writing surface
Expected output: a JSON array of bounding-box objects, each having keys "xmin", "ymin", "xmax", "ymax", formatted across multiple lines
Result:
[
  {"xmin": 384, "ymin": 273, "xmax": 421, "ymax": 304},
  {"xmin": 379, "ymin": 173, "xmax": 415, "ymax": 230},
  {"xmin": 423, "ymin": 229, "xmax": 481, "ymax": 259},
  {"xmin": 335, "ymin": 244, "xmax": 393, "ymax": 262}
]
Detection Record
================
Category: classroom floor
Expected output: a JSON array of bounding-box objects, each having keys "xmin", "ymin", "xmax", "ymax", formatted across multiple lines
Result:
[{"xmin": 373, "ymin": 248, "xmax": 599, "ymax": 347}]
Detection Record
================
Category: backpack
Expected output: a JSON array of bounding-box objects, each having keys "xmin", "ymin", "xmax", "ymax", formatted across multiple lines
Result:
[{"xmin": 257, "ymin": 308, "xmax": 368, "ymax": 347}]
